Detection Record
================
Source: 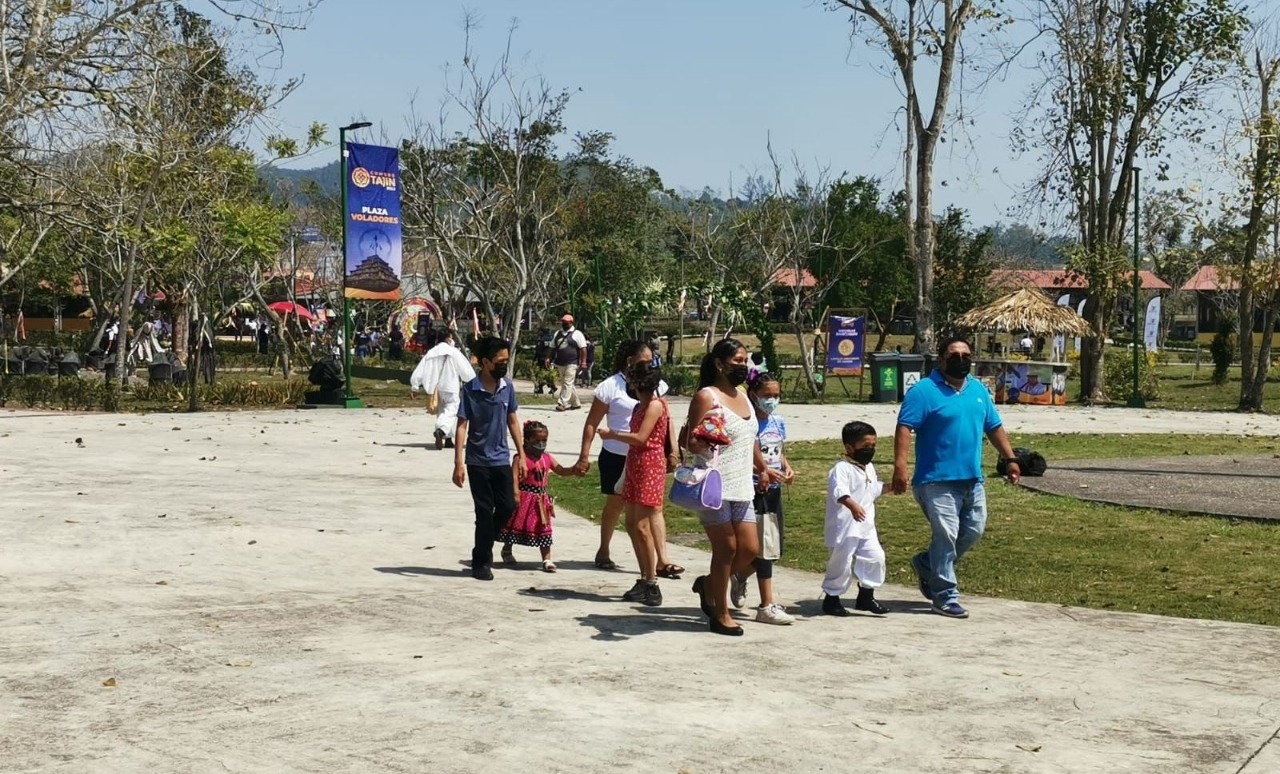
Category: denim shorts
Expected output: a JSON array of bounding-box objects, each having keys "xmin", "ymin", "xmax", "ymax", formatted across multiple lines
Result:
[{"xmin": 699, "ymin": 499, "xmax": 757, "ymax": 527}]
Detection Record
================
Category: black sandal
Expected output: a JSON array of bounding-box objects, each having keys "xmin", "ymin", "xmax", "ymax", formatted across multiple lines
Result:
[
  {"xmin": 594, "ymin": 555, "xmax": 618, "ymax": 571},
  {"xmin": 656, "ymin": 563, "xmax": 684, "ymax": 580}
]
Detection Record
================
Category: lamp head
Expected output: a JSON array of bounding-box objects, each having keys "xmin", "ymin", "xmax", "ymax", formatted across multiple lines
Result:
[{"xmin": 341, "ymin": 121, "xmax": 373, "ymax": 131}]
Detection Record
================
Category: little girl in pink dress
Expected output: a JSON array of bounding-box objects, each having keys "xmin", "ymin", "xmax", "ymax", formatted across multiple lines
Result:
[{"xmin": 499, "ymin": 421, "xmax": 576, "ymax": 572}]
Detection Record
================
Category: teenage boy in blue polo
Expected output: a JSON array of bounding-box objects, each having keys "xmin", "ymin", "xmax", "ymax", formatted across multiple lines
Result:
[
  {"xmin": 452, "ymin": 336, "xmax": 526, "ymax": 581},
  {"xmin": 891, "ymin": 336, "xmax": 1021, "ymax": 618}
]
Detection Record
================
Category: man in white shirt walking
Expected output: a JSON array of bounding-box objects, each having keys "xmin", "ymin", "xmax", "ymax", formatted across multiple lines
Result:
[{"xmin": 550, "ymin": 314, "xmax": 588, "ymax": 412}]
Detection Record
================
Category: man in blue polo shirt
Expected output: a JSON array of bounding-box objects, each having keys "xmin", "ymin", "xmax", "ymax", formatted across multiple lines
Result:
[
  {"xmin": 892, "ymin": 336, "xmax": 1021, "ymax": 619},
  {"xmin": 452, "ymin": 336, "xmax": 526, "ymax": 581}
]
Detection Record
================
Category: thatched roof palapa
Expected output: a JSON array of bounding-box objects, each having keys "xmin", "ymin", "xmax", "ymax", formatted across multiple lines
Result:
[{"xmin": 954, "ymin": 288, "xmax": 1094, "ymax": 338}]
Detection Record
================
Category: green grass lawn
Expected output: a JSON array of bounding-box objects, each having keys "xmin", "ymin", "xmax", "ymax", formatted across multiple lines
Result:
[{"xmin": 551, "ymin": 433, "xmax": 1280, "ymax": 626}]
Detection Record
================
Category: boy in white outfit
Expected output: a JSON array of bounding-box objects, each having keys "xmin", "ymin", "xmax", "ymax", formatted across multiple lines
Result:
[{"xmin": 822, "ymin": 421, "xmax": 889, "ymax": 617}]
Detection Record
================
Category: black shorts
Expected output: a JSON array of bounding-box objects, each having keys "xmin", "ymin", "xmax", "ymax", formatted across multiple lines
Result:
[{"xmin": 598, "ymin": 449, "xmax": 627, "ymax": 496}]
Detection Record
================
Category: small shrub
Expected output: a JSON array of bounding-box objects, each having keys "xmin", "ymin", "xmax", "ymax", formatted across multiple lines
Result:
[
  {"xmin": 17, "ymin": 375, "xmax": 56, "ymax": 407},
  {"xmin": 1104, "ymin": 350, "xmax": 1160, "ymax": 402},
  {"xmin": 0, "ymin": 375, "xmax": 12, "ymax": 407},
  {"xmin": 203, "ymin": 379, "xmax": 308, "ymax": 406},
  {"xmin": 1210, "ymin": 325, "xmax": 1235, "ymax": 385},
  {"xmin": 100, "ymin": 379, "xmax": 120, "ymax": 412},
  {"xmin": 663, "ymin": 366, "xmax": 697, "ymax": 396}
]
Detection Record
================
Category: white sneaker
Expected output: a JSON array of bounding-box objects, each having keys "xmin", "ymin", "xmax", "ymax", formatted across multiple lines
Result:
[
  {"xmin": 755, "ymin": 604, "xmax": 795, "ymax": 625},
  {"xmin": 730, "ymin": 575, "xmax": 749, "ymax": 609}
]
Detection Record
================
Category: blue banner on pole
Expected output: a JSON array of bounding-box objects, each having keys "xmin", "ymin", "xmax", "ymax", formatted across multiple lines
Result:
[
  {"xmin": 826, "ymin": 315, "xmax": 865, "ymax": 376},
  {"xmin": 344, "ymin": 142, "xmax": 402, "ymax": 300}
]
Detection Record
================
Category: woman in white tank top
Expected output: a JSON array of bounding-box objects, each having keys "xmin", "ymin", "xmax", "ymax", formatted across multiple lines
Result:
[{"xmin": 683, "ymin": 338, "xmax": 762, "ymax": 637}]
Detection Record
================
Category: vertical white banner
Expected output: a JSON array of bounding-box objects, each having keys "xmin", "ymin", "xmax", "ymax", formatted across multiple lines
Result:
[
  {"xmin": 1075, "ymin": 298, "xmax": 1087, "ymax": 352},
  {"xmin": 1144, "ymin": 296, "xmax": 1162, "ymax": 352},
  {"xmin": 1053, "ymin": 294, "xmax": 1071, "ymax": 360}
]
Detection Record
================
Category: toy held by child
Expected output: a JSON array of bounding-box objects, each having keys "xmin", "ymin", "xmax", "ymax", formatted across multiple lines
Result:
[
  {"xmin": 499, "ymin": 421, "xmax": 578, "ymax": 573},
  {"xmin": 821, "ymin": 421, "xmax": 889, "ymax": 617}
]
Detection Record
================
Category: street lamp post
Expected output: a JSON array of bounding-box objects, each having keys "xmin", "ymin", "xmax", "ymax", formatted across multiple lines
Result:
[
  {"xmin": 1128, "ymin": 166, "xmax": 1146, "ymax": 408},
  {"xmin": 339, "ymin": 121, "xmax": 372, "ymax": 409}
]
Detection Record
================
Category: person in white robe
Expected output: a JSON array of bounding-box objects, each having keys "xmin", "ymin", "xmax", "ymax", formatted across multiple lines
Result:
[
  {"xmin": 821, "ymin": 421, "xmax": 889, "ymax": 617},
  {"xmin": 410, "ymin": 328, "xmax": 476, "ymax": 449}
]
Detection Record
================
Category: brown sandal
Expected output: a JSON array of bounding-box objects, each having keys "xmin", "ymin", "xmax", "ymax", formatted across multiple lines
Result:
[
  {"xmin": 656, "ymin": 563, "xmax": 684, "ymax": 580},
  {"xmin": 594, "ymin": 554, "xmax": 618, "ymax": 571}
]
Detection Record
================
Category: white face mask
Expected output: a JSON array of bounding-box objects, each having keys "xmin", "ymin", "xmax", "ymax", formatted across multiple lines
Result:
[{"xmin": 754, "ymin": 396, "xmax": 780, "ymax": 415}]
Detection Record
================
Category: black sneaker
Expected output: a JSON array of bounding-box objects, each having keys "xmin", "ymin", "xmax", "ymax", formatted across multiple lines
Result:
[
  {"xmin": 434, "ymin": 429, "xmax": 445, "ymax": 450},
  {"xmin": 641, "ymin": 581, "xmax": 663, "ymax": 607},
  {"xmin": 472, "ymin": 565, "xmax": 494, "ymax": 581},
  {"xmin": 622, "ymin": 579, "xmax": 647, "ymax": 602}
]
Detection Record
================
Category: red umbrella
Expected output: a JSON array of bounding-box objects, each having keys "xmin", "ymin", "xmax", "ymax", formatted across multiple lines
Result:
[{"xmin": 268, "ymin": 302, "xmax": 316, "ymax": 321}]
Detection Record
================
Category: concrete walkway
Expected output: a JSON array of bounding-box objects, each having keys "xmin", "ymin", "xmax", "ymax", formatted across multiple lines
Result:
[{"xmin": 2, "ymin": 406, "xmax": 1279, "ymax": 773}]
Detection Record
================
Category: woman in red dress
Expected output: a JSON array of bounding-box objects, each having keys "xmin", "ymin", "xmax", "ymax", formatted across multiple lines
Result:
[{"xmin": 599, "ymin": 361, "xmax": 669, "ymax": 607}]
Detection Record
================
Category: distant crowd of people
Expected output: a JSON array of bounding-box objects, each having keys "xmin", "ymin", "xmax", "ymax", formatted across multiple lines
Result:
[{"xmin": 413, "ymin": 326, "xmax": 1023, "ymax": 637}]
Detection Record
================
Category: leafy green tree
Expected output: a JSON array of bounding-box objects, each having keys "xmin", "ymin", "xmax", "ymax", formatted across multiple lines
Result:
[
  {"xmin": 1025, "ymin": 0, "xmax": 1247, "ymax": 402},
  {"xmin": 933, "ymin": 207, "xmax": 996, "ymax": 330},
  {"xmin": 816, "ymin": 177, "xmax": 910, "ymax": 351}
]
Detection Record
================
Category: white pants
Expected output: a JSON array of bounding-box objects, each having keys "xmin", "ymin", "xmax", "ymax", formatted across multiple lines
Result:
[
  {"xmin": 556, "ymin": 364, "xmax": 580, "ymax": 408},
  {"xmin": 435, "ymin": 391, "xmax": 460, "ymax": 438},
  {"xmin": 821, "ymin": 533, "xmax": 886, "ymax": 596}
]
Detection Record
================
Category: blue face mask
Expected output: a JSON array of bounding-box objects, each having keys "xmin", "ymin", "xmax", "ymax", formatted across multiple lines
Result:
[{"xmin": 755, "ymin": 396, "xmax": 780, "ymax": 415}]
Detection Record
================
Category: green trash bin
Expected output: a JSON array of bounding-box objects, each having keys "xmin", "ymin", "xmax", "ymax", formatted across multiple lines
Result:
[
  {"xmin": 897, "ymin": 354, "xmax": 925, "ymax": 400},
  {"xmin": 869, "ymin": 352, "xmax": 900, "ymax": 403}
]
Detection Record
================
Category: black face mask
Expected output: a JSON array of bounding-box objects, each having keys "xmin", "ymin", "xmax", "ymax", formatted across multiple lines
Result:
[
  {"xmin": 727, "ymin": 365, "xmax": 750, "ymax": 386},
  {"xmin": 492, "ymin": 362, "xmax": 509, "ymax": 379},
  {"xmin": 943, "ymin": 355, "xmax": 972, "ymax": 379},
  {"xmin": 851, "ymin": 447, "xmax": 876, "ymax": 465}
]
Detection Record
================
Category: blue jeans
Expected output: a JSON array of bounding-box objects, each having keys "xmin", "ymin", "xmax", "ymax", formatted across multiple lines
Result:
[{"xmin": 911, "ymin": 480, "xmax": 987, "ymax": 606}]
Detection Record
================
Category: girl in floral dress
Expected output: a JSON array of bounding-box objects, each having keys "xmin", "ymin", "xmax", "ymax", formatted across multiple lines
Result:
[
  {"xmin": 599, "ymin": 362, "xmax": 670, "ymax": 607},
  {"xmin": 499, "ymin": 421, "xmax": 576, "ymax": 572}
]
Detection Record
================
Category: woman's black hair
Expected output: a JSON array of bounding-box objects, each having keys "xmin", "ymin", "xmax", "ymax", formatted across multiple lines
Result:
[
  {"xmin": 474, "ymin": 335, "xmax": 509, "ymax": 362},
  {"xmin": 699, "ymin": 337, "xmax": 746, "ymax": 389},
  {"xmin": 626, "ymin": 360, "xmax": 663, "ymax": 395},
  {"xmin": 523, "ymin": 420, "xmax": 547, "ymax": 441},
  {"xmin": 613, "ymin": 339, "xmax": 651, "ymax": 374},
  {"xmin": 747, "ymin": 370, "xmax": 779, "ymax": 393},
  {"xmin": 842, "ymin": 421, "xmax": 877, "ymax": 446}
]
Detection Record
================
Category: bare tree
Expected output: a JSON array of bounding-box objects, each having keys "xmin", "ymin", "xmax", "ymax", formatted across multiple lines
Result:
[
  {"xmin": 404, "ymin": 22, "xmax": 572, "ymax": 360},
  {"xmin": 1231, "ymin": 21, "xmax": 1280, "ymax": 411},
  {"xmin": 740, "ymin": 148, "xmax": 865, "ymax": 396},
  {"xmin": 1023, "ymin": 0, "xmax": 1246, "ymax": 402},
  {"xmin": 828, "ymin": 0, "xmax": 991, "ymax": 355}
]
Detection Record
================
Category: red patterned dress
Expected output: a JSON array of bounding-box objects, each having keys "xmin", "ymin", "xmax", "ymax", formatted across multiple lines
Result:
[{"xmin": 621, "ymin": 400, "xmax": 669, "ymax": 508}]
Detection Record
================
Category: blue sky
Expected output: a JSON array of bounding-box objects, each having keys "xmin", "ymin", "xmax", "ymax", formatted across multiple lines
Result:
[{"xmin": 259, "ymin": 1, "xmax": 1077, "ymax": 228}]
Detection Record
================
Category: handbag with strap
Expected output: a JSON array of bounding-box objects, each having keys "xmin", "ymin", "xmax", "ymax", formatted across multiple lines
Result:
[{"xmin": 670, "ymin": 446, "xmax": 722, "ymax": 511}]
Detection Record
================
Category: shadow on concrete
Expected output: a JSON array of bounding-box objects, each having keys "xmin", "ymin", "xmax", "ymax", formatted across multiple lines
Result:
[
  {"xmin": 518, "ymin": 586, "xmax": 618, "ymax": 605},
  {"xmin": 374, "ymin": 564, "xmax": 471, "ymax": 579},
  {"xmin": 378, "ymin": 443, "xmax": 441, "ymax": 450},
  {"xmin": 575, "ymin": 611, "xmax": 705, "ymax": 641}
]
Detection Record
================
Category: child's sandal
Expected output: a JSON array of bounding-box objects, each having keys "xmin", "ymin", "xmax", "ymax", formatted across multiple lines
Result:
[
  {"xmin": 501, "ymin": 547, "xmax": 516, "ymax": 566},
  {"xmin": 542, "ymin": 560, "xmax": 557, "ymax": 573}
]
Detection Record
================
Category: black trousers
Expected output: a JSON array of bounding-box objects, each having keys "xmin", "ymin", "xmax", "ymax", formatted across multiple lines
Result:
[{"xmin": 467, "ymin": 464, "xmax": 516, "ymax": 570}]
